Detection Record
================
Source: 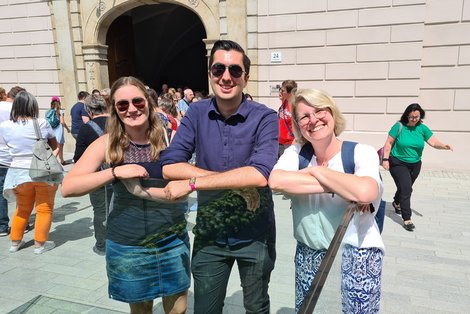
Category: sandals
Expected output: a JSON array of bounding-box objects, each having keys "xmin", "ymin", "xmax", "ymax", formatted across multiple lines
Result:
[
  {"xmin": 392, "ymin": 201, "xmax": 401, "ymax": 215},
  {"xmin": 403, "ymin": 220, "xmax": 415, "ymax": 232}
]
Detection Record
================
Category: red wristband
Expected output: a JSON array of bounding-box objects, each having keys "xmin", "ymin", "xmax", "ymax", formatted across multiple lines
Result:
[{"xmin": 189, "ymin": 177, "xmax": 196, "ymax": 191}]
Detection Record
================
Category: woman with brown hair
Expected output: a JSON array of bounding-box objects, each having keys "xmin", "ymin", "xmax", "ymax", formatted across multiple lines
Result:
[
  {"xmin": 62, "ymin": 76, "xmax": 189, "ymax": 314},
  {"xmin": 1, "ymin": 91, "xmax": 59, "ymax": 254}
]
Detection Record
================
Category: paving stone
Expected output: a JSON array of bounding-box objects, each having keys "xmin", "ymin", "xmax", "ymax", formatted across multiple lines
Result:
[{"xmin": 0, "ymin": 169, "xmax": 469, "ymax": 313}]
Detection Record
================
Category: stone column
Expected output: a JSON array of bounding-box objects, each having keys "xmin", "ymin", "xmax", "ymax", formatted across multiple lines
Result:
[
  {"xmin": 83, "ymin": 44, "xmax": 110, "ymax": 90},
  {"xmin": 225, "ymin": 0, "xmax": 247, "ymax": 48},
  {"xmin": 49, "ymin": 0, "xmax": 78, "ymax": 106}
]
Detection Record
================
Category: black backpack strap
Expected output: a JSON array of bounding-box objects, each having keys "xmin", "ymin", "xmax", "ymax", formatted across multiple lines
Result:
[{"xmin": 298, "ymin": 142, "xmax": 314, "ymax": 170}]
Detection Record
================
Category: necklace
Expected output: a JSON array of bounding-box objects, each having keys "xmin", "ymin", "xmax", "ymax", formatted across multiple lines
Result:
[{"xmin": 129, "ymin": 140, "xmax": 148, "ymax": 150}]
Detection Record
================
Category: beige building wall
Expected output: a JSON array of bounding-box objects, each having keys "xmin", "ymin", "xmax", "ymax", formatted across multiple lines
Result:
[
  {"xmin": 0, "ymin": 1, "xmax": 60, "ymax": 110},
  {"xmin": 0, "ymin": 0, "xmax": 469, "ymax": 170},
  {"xmin": 253, "ymin": 0, "xmax": 470, "ymax": 170}
]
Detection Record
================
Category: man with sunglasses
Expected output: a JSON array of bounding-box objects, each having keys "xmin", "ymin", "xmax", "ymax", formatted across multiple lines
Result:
[{"xmin": 160, "ymin": 39, "xmax": 279, "ymax": 314}]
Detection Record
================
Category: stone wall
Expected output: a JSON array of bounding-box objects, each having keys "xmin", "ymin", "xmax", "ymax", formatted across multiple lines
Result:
[
  {"xmin": 253, "ymin": 0, "xmax": 470, "ymax": 170},
  {"xmin": 0, "ymin": 0, "xmax": 59, "ymax": 110}
]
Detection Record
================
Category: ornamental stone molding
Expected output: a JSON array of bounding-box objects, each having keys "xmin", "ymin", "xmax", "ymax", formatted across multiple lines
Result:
[{"xmin": 79, "ymin": 0, "xmax": 222, "ymax": 90}]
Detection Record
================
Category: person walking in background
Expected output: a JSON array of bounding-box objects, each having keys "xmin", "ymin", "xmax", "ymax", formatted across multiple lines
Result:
[
  {"xmin": 160, "ymin": 39, "xmax": 279, "ymax": 314},
  {"xmin": 269, "ymin": 88, "xmax": 384, "ymax": 313},
  {"xmin": 0, "ymin": 87, "xmax": 6, "ymax": 101},
  {"xmin": 177, "ymin": 88, "xmax": 194, "ymax": 117},
  {"xmin": 70, "ymin": 91, "xmax": 90, "ymax": 139},
  {"xmin": 73, "ymin": 94, "xmax": 110, "ymax": 256},
  {"xmin": 160, "ymin": 94, "xmax": 180, "ymax": 132},
  {"xmin": 381, "ymin": 103, "xmax": 453, "ymax": 231},
  {"xmin": 1, "ymin": 91, "xmax": 59, "ymax": 254},
  {"xmin": 160, "ymin": 83, "xmax": 169, "ymax": 96},
  {"xmin": 278, "ymin": 80, "xmax": 297, "ymax": 157},
  {"xmin": 46, "ymin": 97, "xmax": 70, "ymax": 165},
  {"xmin": 148, "ymin": 89, "xmax": 173, "ymax": 141},
  {"xmin": 0, "ymin": 86, "xmax": 26, "ymax": 237},
  {"xmin": 62, "ymin": 76, "xmax": 190, "ymax": 314}
]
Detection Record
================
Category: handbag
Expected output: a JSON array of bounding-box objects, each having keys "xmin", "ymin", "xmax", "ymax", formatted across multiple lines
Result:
[
  {"xmin": 378, "ymin": 122, "xmax": 402, "ymax": 165},
  {"xmin": 29, "ymin": 118, "xmax": 64, "ymax": 183}
]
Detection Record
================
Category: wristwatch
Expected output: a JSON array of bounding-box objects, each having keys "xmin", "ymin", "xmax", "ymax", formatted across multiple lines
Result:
[{"xmin": 382, "ymin": 158, "xmax": 389, "ymax": 161}]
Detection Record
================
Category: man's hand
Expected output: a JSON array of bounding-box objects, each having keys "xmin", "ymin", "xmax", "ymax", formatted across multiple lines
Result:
[
  {"xmin": 164, "ymin": 179, "xmax": 192, "ymax": 201},
  {"xmin": 234, "ymin": 188, "xmax": 260, "ymax": 211}
]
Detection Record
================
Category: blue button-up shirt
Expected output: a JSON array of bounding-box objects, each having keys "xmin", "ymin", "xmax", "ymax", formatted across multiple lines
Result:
[{"xmin": 160, "ymin": 96, "xmax": 279, "ymax": 246}]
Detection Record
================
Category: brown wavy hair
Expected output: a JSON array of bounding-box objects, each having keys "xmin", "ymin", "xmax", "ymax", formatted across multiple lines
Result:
[{"xmin": 106, "ymin": 76, "xmax": 165, "ymax": 165}]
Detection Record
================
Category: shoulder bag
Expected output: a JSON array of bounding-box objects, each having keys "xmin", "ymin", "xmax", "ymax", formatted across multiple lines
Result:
[
  {"xmin": 378, "ymin": 122, "xmax": 402, "ymax": 166},
  {"xmin": 29, "ymin": 118, "xmax": 64, "ymax": 183}
]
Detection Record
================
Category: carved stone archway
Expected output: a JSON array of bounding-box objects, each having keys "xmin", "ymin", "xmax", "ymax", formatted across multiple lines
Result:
[{"xmin": 80, "ymin": 0, "xmax": 220, "ymax": 90}]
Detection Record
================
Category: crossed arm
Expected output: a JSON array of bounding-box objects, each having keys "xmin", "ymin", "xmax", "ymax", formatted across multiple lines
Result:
[{"xmin": 269, "ymin": 166, "xmax": 378, "ymax": 204}]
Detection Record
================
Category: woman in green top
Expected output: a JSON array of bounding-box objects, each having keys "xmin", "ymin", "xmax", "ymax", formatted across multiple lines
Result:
[{"xmin": 381, "ymin": 103, "xmax": 452, "ymax": 231}]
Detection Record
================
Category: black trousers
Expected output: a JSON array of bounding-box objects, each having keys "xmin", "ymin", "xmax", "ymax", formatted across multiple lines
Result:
[{"xmin": 389, "ymin": 155, "xmax": 422, "ymax": 221}]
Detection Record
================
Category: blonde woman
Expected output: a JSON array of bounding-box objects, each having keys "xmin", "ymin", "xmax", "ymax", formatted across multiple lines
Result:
[{"xmin": 269, "ymin": 89, "xmax": 384, "ymax": 313}]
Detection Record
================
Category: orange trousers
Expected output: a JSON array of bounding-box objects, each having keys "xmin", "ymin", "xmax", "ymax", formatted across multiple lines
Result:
[{"xmin": 10, "ymin": 182, "xmax": 58, "ymax": 243}]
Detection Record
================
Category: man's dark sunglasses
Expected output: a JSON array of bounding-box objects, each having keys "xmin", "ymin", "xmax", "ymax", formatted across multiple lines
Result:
[
  {"xmin": 210, "ymin": 63, "xmax": 246, "ymax": 78},
  {"xmin": 115, "ymin": 97, "xmax": 146, "ymax": 112}
]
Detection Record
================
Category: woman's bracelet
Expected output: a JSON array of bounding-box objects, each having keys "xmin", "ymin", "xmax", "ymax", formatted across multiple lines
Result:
[{"xmin": 111, "ymin": 166, "xmax": 118, "ymax": 180}]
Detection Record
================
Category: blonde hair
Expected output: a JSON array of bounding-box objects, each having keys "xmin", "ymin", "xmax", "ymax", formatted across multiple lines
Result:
[
  {"xmin": 291, "ymin": 88, "xmax": 346, "ymax": 145},
  {"xmin": 106, "ymin": 76, "xmax": 165, "ymax": 165}
]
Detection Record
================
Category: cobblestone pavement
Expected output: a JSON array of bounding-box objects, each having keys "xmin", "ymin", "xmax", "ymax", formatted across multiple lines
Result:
[{"xmin": 0, "ymin": 168, "xmax": 469, "ymax": 313}]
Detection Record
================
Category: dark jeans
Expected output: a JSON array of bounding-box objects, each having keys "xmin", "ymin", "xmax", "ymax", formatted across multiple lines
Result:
[
  {"xmin": 89, "ymin": 185, "xmax": 112, "ymax": 249},
  {"xmin": 191, "ymin": 228, "xmax": 276, "ymax": 314},
  {"xmin": 0, "ymin": 167, "xmax": 9, "ymax": 231},
  {"xmin": 389, "ymin": 155, "xmax": 422, "ymax": 221}
]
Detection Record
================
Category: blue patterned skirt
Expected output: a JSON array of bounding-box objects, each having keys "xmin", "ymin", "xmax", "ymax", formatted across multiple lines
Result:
[{"xmin": 295, "ymin": 242, "xmax": 383, "ymax": 313}]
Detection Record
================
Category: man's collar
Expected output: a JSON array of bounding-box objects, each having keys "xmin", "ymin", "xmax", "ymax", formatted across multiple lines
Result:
[{"xmin": 208, "ymin": 97, "xmax": 249, "ymax": 120}]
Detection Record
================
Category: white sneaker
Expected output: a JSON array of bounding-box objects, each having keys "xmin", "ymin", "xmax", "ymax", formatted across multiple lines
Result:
[
  {"xmin": 34, "ymin": 241, "xmax": 56, "ymax": 255},
  {"xmin": 9, "ymin": 240, "xmax": 25, "ymax": 253}
]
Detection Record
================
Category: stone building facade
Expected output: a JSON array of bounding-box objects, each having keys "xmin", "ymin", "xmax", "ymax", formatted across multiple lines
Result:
[{"xmin": 0, "ymin": 0, "xmax": 468, "ymax": 169}]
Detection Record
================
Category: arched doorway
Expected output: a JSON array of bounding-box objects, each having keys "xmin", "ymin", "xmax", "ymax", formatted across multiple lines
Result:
[{"xmin": 106, "ymin": 3, "xmax": 208, "ymax": 95}]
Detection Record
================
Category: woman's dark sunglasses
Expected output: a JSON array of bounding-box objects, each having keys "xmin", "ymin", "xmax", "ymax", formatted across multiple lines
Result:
[
  {"xmin": 210, "ymin": 63, "xmax": 245, "ymax": 78},
  {"xmin": 115, "ymin": 97, "xmax": 146, "ymax": 112}
]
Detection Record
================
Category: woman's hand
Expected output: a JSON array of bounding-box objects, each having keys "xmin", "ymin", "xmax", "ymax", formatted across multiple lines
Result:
[
  {"xmin": 113, "ymin": 164, "xmax": 149, "ymax": 180},
  {"xmin": 234, "ymin": 188, "xmax": 260, "ymax": 211},
  {"xmin": 349, "ymin": 202, "xmax": 373, "ymax": 214},
  {"xmin": 122, "ymin": 178, "xmax": 187, "ymax": 202},
  {"xmin": 121, "ymin": 178, "xmax": 147, "ymax": 197},
  {"xmin": 443, "ymin": 144, "xmax": 453, "ymax": 151},
  {"xmin": 382, "ymin": 160, "xmax": 390, "ymax": 170}
]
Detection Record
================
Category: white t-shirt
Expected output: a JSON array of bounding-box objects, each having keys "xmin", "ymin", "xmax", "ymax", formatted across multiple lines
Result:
[
  {"xmin": 273, "ymin": 142, "xmax": 385, "ymax": 252},
  {"xmin": 0, "ymin": 118, "xmax": 57, "ymax": 201},
  {"xmin": 0, "ymin": 118, "xmax": 55, "ymax": 160},
  {"xmin": 0, "ymin": 101, "xmax": 13, "ymax": 165}
]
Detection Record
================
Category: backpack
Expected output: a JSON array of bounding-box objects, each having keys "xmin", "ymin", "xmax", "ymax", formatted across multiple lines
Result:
[
  {"xmin": 298, "ymin": 141, "xmax": 386, "ymax": 233},
  {"xmin": 45, "ymin": 109, "xmax": 60, "ymax": 129}
]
